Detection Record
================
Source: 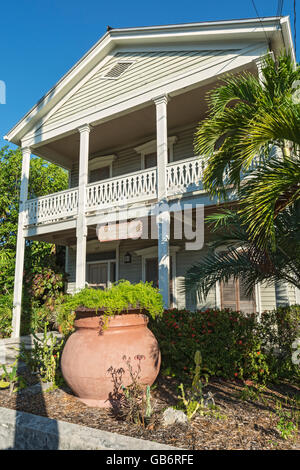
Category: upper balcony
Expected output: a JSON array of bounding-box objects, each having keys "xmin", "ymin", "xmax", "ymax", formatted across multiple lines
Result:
[{"xmin": 24, "ymin": 155, "xmax": 205, "ymax": 227}]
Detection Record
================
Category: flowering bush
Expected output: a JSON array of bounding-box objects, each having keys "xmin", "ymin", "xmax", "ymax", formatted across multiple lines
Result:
[{"xmin": 149, "ymin": 306, "xmax": 300, "ymax": 383}]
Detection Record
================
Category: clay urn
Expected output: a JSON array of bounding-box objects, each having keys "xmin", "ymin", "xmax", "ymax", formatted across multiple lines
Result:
[{"xmin": 61, "ymin": 308, "xmax": 161, "ymax": 407}]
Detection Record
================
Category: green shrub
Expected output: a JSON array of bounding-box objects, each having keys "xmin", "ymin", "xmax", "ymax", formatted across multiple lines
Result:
[
  {"xmin": 0, "ymin": 294, "xmax": 13, "ymax": 338},
  {"xmin": 62, "ymin": 280, "xmax": 164, "ymax": 321},
  {"xmin": 149, "ymin": 306, "xmax": 300, "ymax": 384},
  {"xmin": 258, "ymin": 305, "xmax": 300, "ymax": 381}
]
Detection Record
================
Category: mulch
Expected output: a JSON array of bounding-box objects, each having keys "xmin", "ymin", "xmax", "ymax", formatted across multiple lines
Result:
[{"xmin": 0, "ymin": 371, "xmax": 299, "ymax": 450}]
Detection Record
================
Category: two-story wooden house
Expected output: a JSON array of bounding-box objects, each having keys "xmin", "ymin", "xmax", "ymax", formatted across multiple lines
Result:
[{"xmin": 5, "ymin": 16, "xmax": 300, "ymax": 337}]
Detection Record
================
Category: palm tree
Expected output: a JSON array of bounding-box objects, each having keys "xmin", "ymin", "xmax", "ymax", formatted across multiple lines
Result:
[
  {"xmin": 194, "ymin": 52, "xmax": 300, "ymax": 248},
  {"xmin": 184, "ymin": 206, "xmax": 300, "ymax": 301}
]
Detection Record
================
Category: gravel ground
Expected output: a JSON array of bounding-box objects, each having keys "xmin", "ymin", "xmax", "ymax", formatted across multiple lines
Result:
[{"xmin": 0, "ymin": 371, "xmax": 299, "ymax": 450}]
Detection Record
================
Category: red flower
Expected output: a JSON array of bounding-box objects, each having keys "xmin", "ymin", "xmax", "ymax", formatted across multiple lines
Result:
[
  {"xmin": 191, "ymin": 334, "xmax": 195, "ymax": 338},
  {"xmin": 257, "ymin": 351, "xmax": 261, "ymax": 355},
  {"xmin": 238, "ymin": 340, "xmax": 243, "ymax": 345},
  {"xmin": 234, "ymin": 372, "xmax": 238, "ymax": 377}
]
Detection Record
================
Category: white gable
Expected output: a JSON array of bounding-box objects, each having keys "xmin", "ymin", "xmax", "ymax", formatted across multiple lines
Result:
[{"xmin": 38, "ymin": 45, "xmax": 258, "ymax": 136}]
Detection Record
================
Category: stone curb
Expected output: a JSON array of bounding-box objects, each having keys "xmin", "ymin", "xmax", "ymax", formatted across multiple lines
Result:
[{"xmin": 0, "ymin": 407, "xmax": 180, "ymax": 450}]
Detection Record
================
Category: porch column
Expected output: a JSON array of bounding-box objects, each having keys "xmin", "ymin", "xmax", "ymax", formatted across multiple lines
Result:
[
  {"xmin": 12, "ymin": 146, "xmax": 31, "ymax": 337},
  {"xmin": 154, "ymin": 94, "xmax": 170, "ymax": 307},
  {"xmin": 76, "ymin": 124, "xmax": 90, "ymax": 291}
]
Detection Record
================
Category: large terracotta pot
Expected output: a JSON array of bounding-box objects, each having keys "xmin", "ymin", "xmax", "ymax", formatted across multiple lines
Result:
[{"xmin": 60, "ymin": 308, "xmax": 161, "ymax": 407}]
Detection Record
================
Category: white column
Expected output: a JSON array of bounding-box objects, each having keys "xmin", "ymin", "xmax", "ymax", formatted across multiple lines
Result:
[
  {"xmin": 154, "ymin": 95, "xmax": 169, "ymax": 200},
  {"xmin": 154, "ymin": 95, "xmax": 170, "ymax": 308},
  {"xmin": 12, "ymin": 146, "xmax": 31, "ymax": 337},
  {"xmin": 157, "ymin": 210, "xmax": 170, "ymax": 308},
  {"xmin": 76, "ymin": 124, "xmax": 90, "ymax": 291}
]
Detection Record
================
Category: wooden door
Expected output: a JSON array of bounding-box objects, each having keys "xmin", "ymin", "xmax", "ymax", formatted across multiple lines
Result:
[{"xmin": 87, "ymin": 263, "xmax": 108, "ymax": 288}]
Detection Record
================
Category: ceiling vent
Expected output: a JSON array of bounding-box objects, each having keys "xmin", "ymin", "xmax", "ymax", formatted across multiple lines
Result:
[{"xmin": 104, "ymin": 61, "xmax": 133, "ymax": 79}]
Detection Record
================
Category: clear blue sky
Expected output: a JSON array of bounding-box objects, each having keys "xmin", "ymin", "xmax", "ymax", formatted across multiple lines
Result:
[{"xmin": 0, "ymin": 0, "xmax": 298, "ymax": 150}]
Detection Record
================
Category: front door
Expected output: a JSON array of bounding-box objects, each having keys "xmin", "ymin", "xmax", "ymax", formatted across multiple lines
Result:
[
  {"xmin": 145, "ymin": 258, "xmax": 158, "ymax": 288},
  {"xmin": 145, "ymin": 257, "xmax": 174, "ymax": 305},
  {"xmin": 87, "ymin": 263, "xmax": 108, "ymax": 288}
]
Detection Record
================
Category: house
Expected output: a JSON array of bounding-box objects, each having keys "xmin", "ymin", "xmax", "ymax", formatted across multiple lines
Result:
[{"xmin": 5, "ymin": 16, "xmax": 300, "ymax": 337}]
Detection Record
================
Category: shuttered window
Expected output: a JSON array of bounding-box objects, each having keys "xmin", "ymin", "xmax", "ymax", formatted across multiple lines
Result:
[
  {"xmin": 89, "ymin": 165, "xmax": 110, "ymax": 183},
  {"xmin": 144, "ymin": 152, "xmax": 157, "ymax": 169},
  {"xmin": 221, "ymin": 277, "xmax": 256, "ymax": 313}
]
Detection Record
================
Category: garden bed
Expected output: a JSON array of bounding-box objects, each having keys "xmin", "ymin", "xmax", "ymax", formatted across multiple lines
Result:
[{"xmin": 0, "ymin": 369, "xmax": 299, "ymax": 450}]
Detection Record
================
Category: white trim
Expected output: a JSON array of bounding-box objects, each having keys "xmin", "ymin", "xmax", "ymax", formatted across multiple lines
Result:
[
  {"xmin": 255, "ymin": 283, "xmax": 262, "ymax": 319},
  {"xmin": 12, "ymin": 146, "xmax": 31, "ymax": 337},
  {"xmin": 6, "ymin": 17, "xmax": 294, "ymax": 146},
  {"xmin": 295, "ymin": 287, "xmax": 300, "ymax": 305},
  {"xmin": 86, "ymin": 258, "xmax": 116, "ymax": 264},
  {"xmin": 116, "ymin": 242, "xmax": 120, "ymax": 281},
  {"xmin": 215, "ymin": 281, "xmax": 221, "ymax": 309},
  {"xmin": 89, "ymin": 154, "xmax": 116, "ymax": 171},
  {"xmin": 171, "ymin": 253, "xmax": 177, "ymax": 308}
]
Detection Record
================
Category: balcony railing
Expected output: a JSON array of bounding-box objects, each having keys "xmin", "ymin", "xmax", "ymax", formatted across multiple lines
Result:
[
  {"xmin": 25, "ymin": 187, "xmax": 79, "ymax": 226},
  {"xmin": 24, "ymin": 156, "xmax": 204, "ymax": 226}
]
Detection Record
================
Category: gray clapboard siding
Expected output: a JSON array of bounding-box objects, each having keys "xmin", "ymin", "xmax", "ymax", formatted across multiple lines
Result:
[
  {"xmin": 287, "ymin": 284, "xmax": 297, "ymax": 305},
  {"xmin": 176, "ymin": 249, "xmax": 216, "ymax": 311},
  {"xmin": 260, "ymin": 281, "xmax": 277, "ymax": 311},
  {"xmin": 173, "ymin": 127, "xmax": 195, "ymax": 161},
  {"xmin": 43, "ymin": 49, "xmax": 240, "ymax": 132},
  {"xmin": 65, "ymin": 247, "xmax": 76, "ymax": 285},
  {"xmin": 275, "ymin": 282, "xmax": 289, "ymax": 307}
]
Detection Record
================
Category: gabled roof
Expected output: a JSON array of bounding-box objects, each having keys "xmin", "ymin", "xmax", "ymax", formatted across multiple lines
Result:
[{"xmin": 4, "ymin": 16, "xmax": 295, "ymax": 147}]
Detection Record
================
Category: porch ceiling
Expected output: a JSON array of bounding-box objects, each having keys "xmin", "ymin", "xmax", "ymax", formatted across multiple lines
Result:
[{"xmin": 34, "ymin": 62, "xmax": 256, "ymax": 166}]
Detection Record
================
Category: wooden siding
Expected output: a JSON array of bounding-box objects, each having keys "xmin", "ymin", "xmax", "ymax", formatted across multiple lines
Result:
[
  {"xmin": 42, "ymin": 49, "xmax": 241, "ymax": 133},
  {"xmin": 260, "ymin": 281, "xmax": 277, "ymax": 311},
  {"xmin": 176, "ymin": 249, "xmax": 216, "ymax": 310},
  {"xmin": 275, "ymin": 282, "xmax": 289, "ymax": 307},
  {"xmin": 287, "ymin": 284, "xmax": 297, "ymax": 305}
]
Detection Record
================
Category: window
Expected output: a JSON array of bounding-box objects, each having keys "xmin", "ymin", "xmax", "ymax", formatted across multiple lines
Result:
[
  {"xmin": 221, "ymin": 277, "xmax": 256, "ymax": 313},
  {"xmin": 134, "ymin": 136, "xmax": 177, "ymax": 169},
  {"xmin": 144, "ymin": 152, "xmax": 157, "ymax": 169},
  {"xmin": 103, "ymin": 61, "xmax": 133, "ymax": 79},
  {"xmin": 89, "ymin": 166, "xmax": 110, "ymax": 183},
  {"xmin": 88, "ymin": 154, "xmax": 115, "ymax": 183}
]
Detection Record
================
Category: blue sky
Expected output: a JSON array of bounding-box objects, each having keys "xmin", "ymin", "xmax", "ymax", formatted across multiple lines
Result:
[{"xmin": 0, "ymin": 0, "xmax": 298, "ymax": 150}]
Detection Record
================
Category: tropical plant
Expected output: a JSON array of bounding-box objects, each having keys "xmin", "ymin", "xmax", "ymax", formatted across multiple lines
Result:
[
  {"xmin": 0, "ymin": 360, "xmax": 27, "ymax": 395},
  {"xmin": 194, "ymin": 52, "xmax": 300, "ymax": 248},
  {"xmin": 0, "ymin": 145, "xmax": 68, "ymax": 335},
  {"xmin": 18, "ymin": 322, "xmax": 65, "ymax": 388},
  {"xmin": 62, "ymin": 280, "xmax": 164, "ymax": 322},
  {"xmin": 184, "ymin": 207, "xmax": 300, "ymax": 300}
]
